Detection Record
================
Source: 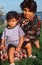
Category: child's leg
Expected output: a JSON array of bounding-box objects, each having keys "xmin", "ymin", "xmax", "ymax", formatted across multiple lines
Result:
[
  {"xmin": 34, "ymin": 39, "xmax": 40, "ymax": 48},
  {"xmin": 8, "ymin": 45, "xmax": 15, "ymax": 65},
  {"xmin": 8, "ymin": 47, "xmax": 15, "ymax": 63},
  {"xmin": 25, "ymin": 43, "xmax": 32, "ymax": 57}
]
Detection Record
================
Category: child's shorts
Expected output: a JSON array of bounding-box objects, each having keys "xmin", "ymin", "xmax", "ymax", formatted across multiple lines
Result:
[{"xmin": 7, "ymin": 44, "xmax": 16, "ymax": 53}]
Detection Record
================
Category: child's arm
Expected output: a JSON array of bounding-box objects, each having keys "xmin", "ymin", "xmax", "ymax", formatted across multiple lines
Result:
[
  {"xmin": 16, "ymin": 36, "xmax": 24, "ymax": 51},
  {"xmin": 1, "ymin": 28, "xmax": 6, "ymax": 49},
  {"xmin": 16, "ymin": 25, "xmax": 25, "ymax": 51},
  {"xmin": 1, "ymin": 39, "xmax": 5, "ymax": 49}
]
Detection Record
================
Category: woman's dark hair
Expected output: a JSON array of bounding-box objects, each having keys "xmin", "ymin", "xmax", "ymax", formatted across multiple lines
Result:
[
  {"xmin": 24, "ymin": 0, "xmax": 34, "ymax": 3},
  {"xmin": 6, "ymin": 11, "xmax": 20, "ymax": 21},
  {"xmin": 20, "ymin": 0, "xmax": 37, "ymax": 13}
]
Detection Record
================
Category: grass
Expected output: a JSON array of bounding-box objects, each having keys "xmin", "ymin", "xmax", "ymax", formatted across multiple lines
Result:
[
  {"xmin": 0, "ymin": 24, "xmax": 5, "ymax": 39},
  {"xmin": 0, "ymin": 25, "xmax": 42, "ymax": 65}
]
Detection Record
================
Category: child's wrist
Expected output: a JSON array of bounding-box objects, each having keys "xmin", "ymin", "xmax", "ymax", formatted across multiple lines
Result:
[{"xmin": 1, "ymin": 45, "xmax": 5, "ymax": 49}]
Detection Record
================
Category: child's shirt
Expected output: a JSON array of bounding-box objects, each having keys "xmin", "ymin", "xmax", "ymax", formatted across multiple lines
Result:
[
  {"xmin": 20, "ymin": 15, "xmax": 41, "ymax": 40},
  {"xmin": 1, "ymin": 24, "xmax": 25, "ymax": 47}
]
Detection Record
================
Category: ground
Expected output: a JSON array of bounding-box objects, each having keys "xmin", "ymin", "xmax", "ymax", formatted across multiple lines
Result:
[{"xmin": 0, "ymin": 24, "xmax": 42, "ymax": 65}]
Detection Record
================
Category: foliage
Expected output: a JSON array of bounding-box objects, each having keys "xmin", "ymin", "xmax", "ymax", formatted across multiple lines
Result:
[{"xmin": 0, "ymin": 25, "xmax": 42, "ymax": 65}]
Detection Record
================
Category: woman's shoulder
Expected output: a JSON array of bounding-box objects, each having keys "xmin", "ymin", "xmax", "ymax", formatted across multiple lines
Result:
[
  {"xmin": 34, "ymin": 15, "xmax": 41, "ymax": 23},
  {"xmin": 35, "ymin": 15, "xmax": 41, "ymax": 20}
]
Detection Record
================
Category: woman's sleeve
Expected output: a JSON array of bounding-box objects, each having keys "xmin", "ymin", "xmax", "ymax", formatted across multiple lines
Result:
[{"xmin": 36, "ymin": 17, "xmax": 41, "ymax": 38}]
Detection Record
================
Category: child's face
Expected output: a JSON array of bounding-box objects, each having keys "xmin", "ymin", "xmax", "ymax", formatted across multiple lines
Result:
[
  {"xmin": 7, "ymin": 18, "xmax": 18, "ymax": 28},
  {"xmin": 23, "ymin": 7, "xmax": 35, "ymax": 20}
]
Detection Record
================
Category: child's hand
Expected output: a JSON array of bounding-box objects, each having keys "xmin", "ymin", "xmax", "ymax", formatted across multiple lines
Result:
[
  {"xmin": 1, "ymin": 45, "xmax": 5, "ymax": 49},
  {"xmin": 16, "ymin": 47, "xmax": 20, "ymax": 52}
]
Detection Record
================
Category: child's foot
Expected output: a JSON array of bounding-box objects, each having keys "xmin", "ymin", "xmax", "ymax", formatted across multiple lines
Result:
[
  {"xmin": 14, "ymin": 57, "xmax": 20, "ymax": 61},
  {"xmin": 29, "ymin": 55, "xmax": 36, "ymax": 58},
  {"xmin": 10, "ymin": 63, "xmax": 15, "ymax": 65}
]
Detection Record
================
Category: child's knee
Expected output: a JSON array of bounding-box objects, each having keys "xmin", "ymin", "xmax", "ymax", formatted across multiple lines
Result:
[{"xmin": 8, "ymin": 47, "xmax": 15, "ymax": 55}]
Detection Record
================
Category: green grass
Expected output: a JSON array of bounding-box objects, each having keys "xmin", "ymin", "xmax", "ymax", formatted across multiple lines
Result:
[
  {"xmin": 0, "ymin": 25, "xmax": 42, "ymax": 65},
  {"xmin": 0, "ymin": 24, "xmax": 5, "ymax": 39},
  {"xmin": 0, "ymin": 24, "xmax": 5, "ymax": 33}
]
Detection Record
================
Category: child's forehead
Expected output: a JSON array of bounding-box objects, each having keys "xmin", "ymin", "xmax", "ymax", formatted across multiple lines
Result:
[
  {"xmin": 7, "ymin": 18, "xmax": 17, "ymax": 22},
  {"xmin": 9, "ymin": 18, "xmax": 17, "ymax": 20}
]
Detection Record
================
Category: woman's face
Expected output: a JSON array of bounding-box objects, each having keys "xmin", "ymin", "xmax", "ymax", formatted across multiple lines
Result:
[{"xmin": 23, "ymin": 7, "xmax": 34, "ymax": 20}]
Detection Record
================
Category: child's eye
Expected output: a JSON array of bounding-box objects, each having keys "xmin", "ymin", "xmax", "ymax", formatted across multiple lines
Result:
[{"xmin": 12, "ymin": 20, "xmax": 14, "ymax": 22}]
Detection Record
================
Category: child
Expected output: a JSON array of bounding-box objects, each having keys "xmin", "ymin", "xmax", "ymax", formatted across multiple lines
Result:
[
  {"xmin": 1, "ymin": 11, "xmax": 25, "ymax": 65},
  {"xmin": 20, "ymin": 0, "xmax": 41, "ymax": 58}
]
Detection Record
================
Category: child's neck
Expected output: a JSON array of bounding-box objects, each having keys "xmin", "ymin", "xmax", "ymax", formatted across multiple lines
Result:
[{"xmin": 7, "ymin": 25, "xmax": 15, "ymax": 29}]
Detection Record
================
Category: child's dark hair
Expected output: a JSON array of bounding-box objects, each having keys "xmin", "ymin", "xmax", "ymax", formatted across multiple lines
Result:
[
  {"xmin": 6, "ymin": 11, "xmax": 20, "ymax": 21},
  {"xmin": 20, "ymin": 0, "xmax": 37, "ymax": 13}
]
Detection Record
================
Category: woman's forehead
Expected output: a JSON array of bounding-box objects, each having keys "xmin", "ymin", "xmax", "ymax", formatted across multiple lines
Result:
[{"xmin": 24, "ymin": 7, "xmax": 30, "ymax": 11}]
